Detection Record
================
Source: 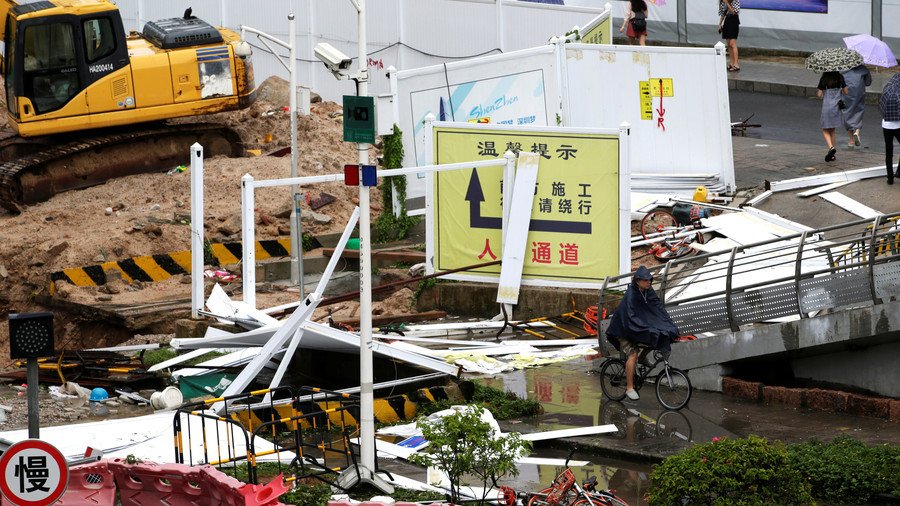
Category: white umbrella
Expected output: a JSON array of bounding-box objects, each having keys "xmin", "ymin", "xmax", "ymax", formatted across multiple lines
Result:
[{"xmin": 843, "ymin": 34, "xmax": 898, "ymax": 68}]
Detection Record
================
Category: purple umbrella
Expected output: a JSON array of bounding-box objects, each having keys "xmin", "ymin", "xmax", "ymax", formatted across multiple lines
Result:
[{"xmin": 843, "ymin": 34, "xmax": 898, "ymax": 68}]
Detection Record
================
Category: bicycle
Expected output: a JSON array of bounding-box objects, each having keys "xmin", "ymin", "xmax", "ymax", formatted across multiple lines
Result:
[
  {"xmin": 637, "ymin": 209, "xmax": 705, "ymax": 261},
  {"xmin": 598, "ymin": 346, "xmax": 692, "ymax": 410},
  {"xmin": 521, "ymin": 453, "xmax": 629, "ymax": 506}
]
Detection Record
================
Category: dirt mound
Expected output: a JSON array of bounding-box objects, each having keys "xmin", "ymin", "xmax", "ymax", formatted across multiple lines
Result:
[{"xmin": 0, "ymin": 76, "xmax": 387, "ymax": 362}]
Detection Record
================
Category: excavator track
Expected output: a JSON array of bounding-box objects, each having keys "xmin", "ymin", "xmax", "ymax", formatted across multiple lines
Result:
[{"xmin": 0, "ymin": 123, "xmax": 244, "ymax": 212}]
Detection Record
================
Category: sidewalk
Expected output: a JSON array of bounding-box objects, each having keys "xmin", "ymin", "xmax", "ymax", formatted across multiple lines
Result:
[{"xmin": 728, "ymin": 56, "xmax": 897, "ymax": 104}]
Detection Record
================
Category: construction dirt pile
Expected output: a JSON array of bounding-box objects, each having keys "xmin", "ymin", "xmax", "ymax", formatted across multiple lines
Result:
[{"xmin": 0, "ymin": 76, "xmax": 421, "ymax": 364}]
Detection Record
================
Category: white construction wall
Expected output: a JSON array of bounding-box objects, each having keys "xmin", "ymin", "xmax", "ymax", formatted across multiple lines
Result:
[
  {"xmin": 395, "ymin": 41, "xmax": 734, "ymax": 209},
  {"xmin": 113, "ymin": 0, "xmax": 610, "ymax": 104}
]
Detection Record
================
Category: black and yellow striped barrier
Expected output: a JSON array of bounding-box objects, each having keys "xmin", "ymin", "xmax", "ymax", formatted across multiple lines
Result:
[
  {"xmin": 49, "ymin": 237, "xmax": 292, "ymax": 294},
  {"xmin": 231, "ymin": 385, "xmax": 467, "ymax": 432}
]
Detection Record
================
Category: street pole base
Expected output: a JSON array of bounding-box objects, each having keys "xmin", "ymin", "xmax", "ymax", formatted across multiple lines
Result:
[{"xmin": 334, "ymin": 464, "xmax": 394, "ymax": 494}]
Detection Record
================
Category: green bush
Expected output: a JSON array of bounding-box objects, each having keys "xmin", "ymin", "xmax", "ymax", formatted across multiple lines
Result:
[
  {"xmin": 415, "ymin": 382, "xmax": 542, "ymax": 420},
  {"xmin": 789, "ymin": 435, "xmax": 900, "ymax": 504},
  {"xmin": 647, "ymin": 435, "xmax": 813, "ymax": 505}
]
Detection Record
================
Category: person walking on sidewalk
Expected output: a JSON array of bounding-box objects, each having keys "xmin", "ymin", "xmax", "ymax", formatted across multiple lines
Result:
[
  {"xmin": 817, "ymin": 71, "xmax": 849, "ymax": 162},
  {"xmin": 718, "ymin": 0, "xmax": 740, "ymax": 71},
  {"xmin": 605, "ymin": 266, "xmax": 679, "ymax": 401},
  {"xmin": 842, "ymin": 63, "xmax": 872, "ymax": 148},
  {"xmin": 880, "ymin": 73, "xmax": 900, "ymax": 185},
  {"xmin": 620, "ymin": 0, "xmax": 648, "ymax": 46}
]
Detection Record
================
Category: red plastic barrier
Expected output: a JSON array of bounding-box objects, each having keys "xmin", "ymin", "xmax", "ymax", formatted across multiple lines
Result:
[
  {"xmin": 0, "ymin": 460, "xmax": 117, "ymax": 506},
  {"xmin": 200, "ymin": 467, "xmax": 288, "ymax": 506},
  {"xmin": 329, "ymin": 502, "xmax": 449, "ymax": 506},
  {"xmin": 109, "ymin": 458, "xmax": 206, "ymax": 506}
]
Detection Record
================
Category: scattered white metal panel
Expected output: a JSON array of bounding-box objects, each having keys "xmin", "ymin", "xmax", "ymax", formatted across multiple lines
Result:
[
  {"xmin": 820, "ymin": 192, "xmax": 882, "ymax": 219},
  {"xmin": 700, "ymin": 212, "xmax": 798, "ymax": 245},
  {"xmin": 206, "ymin": 283, "xmax": 279, "ymax": 327},
  {"xmin": 796, "ymin": 181, "xmax": 852, "ymax": 197},
  {"xmin": 0, "ymin": 412, "xmax": 289, "ymax": 464},
  {"xmin": 742, "ymin": 207, "xmax": 814, "ymax": 233},
  {"xmin": 743, "ymin": 190, "xmax": 772, "ymax": 207},
  {"xmin": 519, "ymin": 425, "xmax": 617, "ymax": 441},
  {"xmin": 497, "ymin": 152, "xmax": 540, "ymax": 305},
  {"xmin": 171, "ymin": 348, "xmax": 267, "ymax": 379},
  {"xmin": 768, "ymin": 166, "xmax": 885, "ymax": 192}
]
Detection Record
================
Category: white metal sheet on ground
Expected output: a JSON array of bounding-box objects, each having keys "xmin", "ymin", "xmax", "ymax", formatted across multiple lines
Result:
[
  {"xmin": 172, "ymin": 348, "xmax": 267, "ymax": 378},
  {"xmin": 0, "ymin": 412, "xmax": 289, "ymax": 464},
  {"xmin": 700, "ymin": 212, "xmax": 797, "ymax": 245},
  {"xmin": 796, "ymin": 181, "xmax": 851, "ymax": 197},
  {"xmin": 520, "ymin": 425, "xmax": 617, "ymax": 441},
  {"xmin": 742, "ymin": 207, "xmax": 814, "ymax": 233},
  {"xmin": 497, "ymin": 152, "xmax": 540, "ymax": 305},
  {"xmin": 769, "ymin": 166, "xmax": 885, "ymax": 192},
  {"xmin": 206, "ymin": 283, "xmax": 279, "ymax": 327},
  {"xmin": 820, "ymin": 192, "xmax": 882, "ymax": 219},
  {"xmin": 517, "ymin": 457, "xmax": 590, "ymax": 467},
  {"xmin": 691, "ymin": 237, "xmax": 743, "ymax": 254}
]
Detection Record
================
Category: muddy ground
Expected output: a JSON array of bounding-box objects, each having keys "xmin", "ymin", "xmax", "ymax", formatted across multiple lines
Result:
[{"xmin": 0, "ymin": 76, "xmax": 420, "ymax": 375}]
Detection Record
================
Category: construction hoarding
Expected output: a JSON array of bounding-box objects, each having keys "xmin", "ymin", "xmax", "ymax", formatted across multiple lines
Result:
[
  {"xmin": 426, "ymin": 122, "xmax": 629, "ymax": 289},
  {"xmin": 395, "ymin": 42, "xmax": 734, "ymax": 212}
]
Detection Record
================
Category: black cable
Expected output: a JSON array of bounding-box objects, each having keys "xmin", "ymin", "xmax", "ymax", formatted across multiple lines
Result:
[
  {"xmin": 443, "ymin": 63, "xmax": 456, "ymax": 121},
  {"xmin": 245, "ymin": 39, "xmax": 502, "ymax": 64}
]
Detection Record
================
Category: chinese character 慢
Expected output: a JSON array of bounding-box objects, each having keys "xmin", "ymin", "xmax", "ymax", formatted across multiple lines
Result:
[
  {"xmin": 559, "ymin": 243, "xmax": 579, "ymax": 265},
  {"xmin": 538, "ymin": 198, "xmax": 552, "ymax": 213},
  {"xmin": 551, "ymin": 181, "xmax": 566, "ymax": 196},
  {"xmin": 556, "ymin": 144, "xmax": 577, "ymax": 160},
  {"xmin": 478, "ymin": 238, "xmax": 497, "ymax": 260},
  {"xmin": 558, "ymin": 199, "xmax": 572, "ymax": 214},
  {"xmin": 578, "ymin": 183, "xmax": 592, "ymax": 197},
  {"xmin": 477, "ymin": 141, "xmax": 499, "ymax": 157},
  {"xmin": 578, "ymin": 200, "xmax": 592, "ymax": 215},
  {"xmin": 535, "ymin": 377, "xmax": 552, "ymax": 402},
  {"xmin": 505, "ymin": 141, "xmax": 522, "ymax": 154},
  {"xmin": 531, "ymin": 143, "xmax": 551, "ymax": 159},
  {"xmin": 15, "ymin": 455, "xmax": 50, "ymax": 493},
  {"xmin": 562, "ymin": 382, "xmax": 580, "ymax": 404},
  {"xmin": 531, "ymin": 241, "xmax": 552, "ymax": 264}
]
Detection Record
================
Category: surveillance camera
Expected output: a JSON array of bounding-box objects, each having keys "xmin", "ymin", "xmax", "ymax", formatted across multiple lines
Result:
[
  {"xmin": 233, "ymin": 40, "xmax": 252, "ymax": 58},
  {"xmin": 314, "ymin": 43, "xmax": 352, "ymax": 73}
]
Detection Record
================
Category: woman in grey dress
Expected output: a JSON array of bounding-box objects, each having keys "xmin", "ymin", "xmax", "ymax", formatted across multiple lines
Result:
[
  {"xmin": 842, "ymin": 64, "xmax": 872, "ymax": 148},
  {"xmin": 817, "ymin": 71, "xmax": 849, "ymax": 162}
]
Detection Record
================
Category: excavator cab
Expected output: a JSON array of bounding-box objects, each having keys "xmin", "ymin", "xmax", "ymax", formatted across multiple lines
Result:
[{"xmin": 3, "ymin": 2, "xmax": 129, "ymax": 120}]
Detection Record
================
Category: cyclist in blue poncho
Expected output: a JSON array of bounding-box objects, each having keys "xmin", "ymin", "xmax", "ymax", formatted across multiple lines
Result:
[{"xmin": 606, "ymin": 265, "xmax": 679, "ymax": 400}]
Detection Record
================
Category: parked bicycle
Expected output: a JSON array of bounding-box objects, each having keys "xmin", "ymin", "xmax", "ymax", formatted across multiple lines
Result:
[
  {"xmin": 521, "ymin": 453, "xmax": 630, "ymax": 506},
  {"xmin": 599, "ymin": 346, "xmax": 692, "ymax": 410},
  {"xmin": 638, "ymin": 209, "xmax": 706, "ymax": 261}
]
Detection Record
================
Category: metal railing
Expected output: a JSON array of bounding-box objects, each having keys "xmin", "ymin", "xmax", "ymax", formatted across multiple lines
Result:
[{"xmin": 600, "ymin": 212, "xmax": 900, "ymax": 336}]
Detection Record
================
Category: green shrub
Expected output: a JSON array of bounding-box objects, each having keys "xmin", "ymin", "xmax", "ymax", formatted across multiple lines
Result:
[
  {"xmin": 647, "ymin": 435, "xmax": 813, "ymax": 506},
  {"xmin": 414, "ymin": 382, "xmax": 542, "ymax": 420},
  {"xmin": 789, "ymin": 435, "xmax": 900, "ymax": 504}
]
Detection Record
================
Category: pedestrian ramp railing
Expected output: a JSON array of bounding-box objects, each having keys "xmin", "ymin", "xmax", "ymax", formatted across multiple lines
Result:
[{"xmin": 599, "ymin": 212, "xmax": 900, "ymax": 336}]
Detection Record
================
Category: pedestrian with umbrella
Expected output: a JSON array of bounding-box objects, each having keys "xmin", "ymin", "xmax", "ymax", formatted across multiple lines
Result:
[
  {"xmin": 807, "ymin": 48, "xmax": 861, "ymax": 162},
  {"xmin": 880, "ymin": 73, "xmax": 900, "ymax": 185},
  {"xmin": 842, "ymin": 34, "xmax": 897, "ymax": 149}
]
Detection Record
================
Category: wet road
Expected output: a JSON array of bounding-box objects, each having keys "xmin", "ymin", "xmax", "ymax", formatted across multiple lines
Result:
[{"xmin": 729, "ymin": 90, "xmax": 887, "ymax": 152}]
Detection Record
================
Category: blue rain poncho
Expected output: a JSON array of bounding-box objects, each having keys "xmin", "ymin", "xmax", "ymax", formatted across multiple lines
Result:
[{"xmin": 606, "ymin": 266, "xmax": 679, "ymax": 353}]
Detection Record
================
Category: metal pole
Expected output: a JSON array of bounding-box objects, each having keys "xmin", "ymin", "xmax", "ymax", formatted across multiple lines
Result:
[
  {"xmin": 872, "ymin": 0, "xmax": 882, "ymax": 39},
  {"xmin": 288, "ymin": 13, "xmax": 302, "ymax": 290},
  {"xmin": 190, "ymin": 143, "xmax": 204, "ymax": 319},
  {"xmin": 677, "ymin": 0, "xmax": 687, "ymax": 44},
  {"xmin": 241, "ymin": 174, "xmax": 256, "ymax": 309},
  {"xmin": 356, "ymin": 0, "xmax": 376, "ymax": 473},
  {"xmin": 27, "ymin": 358, "xmax": 39, "ymax": 438}
]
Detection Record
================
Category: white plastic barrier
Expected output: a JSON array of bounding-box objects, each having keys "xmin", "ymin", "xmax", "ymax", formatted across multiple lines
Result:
[{"xmin": 394, "ymin": 41, "xmax": 734, "ymax": 211}]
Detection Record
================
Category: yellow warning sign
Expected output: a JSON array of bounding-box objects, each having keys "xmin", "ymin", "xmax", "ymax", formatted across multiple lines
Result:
[
  {"xmin": 639, "ymin": 81, "xmax": 653, "ymax": 120},
  {"xmin": 432, "ymin": 125, "xmax": 620, "ymax": 285},
  {"xmin": 580, "ymin": 15, "xmax": 612, "ymax": 45},
  {"xmin": 648, "ymin": 78, "xmax": 674, "ymax": 97}
]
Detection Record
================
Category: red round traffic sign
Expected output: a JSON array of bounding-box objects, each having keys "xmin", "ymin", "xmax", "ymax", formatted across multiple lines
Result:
[{"xmin": 0, "ymin": 440, "xmax": 68, "ymax": 506}]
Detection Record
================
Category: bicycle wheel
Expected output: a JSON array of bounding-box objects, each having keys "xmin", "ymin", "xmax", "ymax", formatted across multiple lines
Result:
[
  {"xmin": 656, "ymin": 409, "xmax": 692, "ymax": 442},
  {"xmin": 599, "ymin": 358, "xmax": 628, "ymax": 401},
  {"xmin": 527, "ymin": 487, "xmax": 553, "ymax": 506},
  {"xmin": 655, "ymin": 367, "xmax": 692, "ymax": 410},
  {"xmin": 574, "ymin": 495, "xmax": 629, "ymax": 506},
  {"xmin": 640, "ymin": 210, "xmax": 678, "ymax": 240}
]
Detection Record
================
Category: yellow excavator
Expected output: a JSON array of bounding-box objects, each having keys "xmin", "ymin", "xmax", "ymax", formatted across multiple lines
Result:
[{"xmin": 0, "ymin": 0, "xmax": 256, "ymax": 210}]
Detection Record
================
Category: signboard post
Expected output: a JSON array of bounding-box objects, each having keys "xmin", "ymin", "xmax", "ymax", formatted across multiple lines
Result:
[
  {"xmin": 0, "ymin": 439, "xmax": 69, "ymax": 506},
  {"xmin": 428, "ymin": 122, "xmax": 628, "ymax": 289}
]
